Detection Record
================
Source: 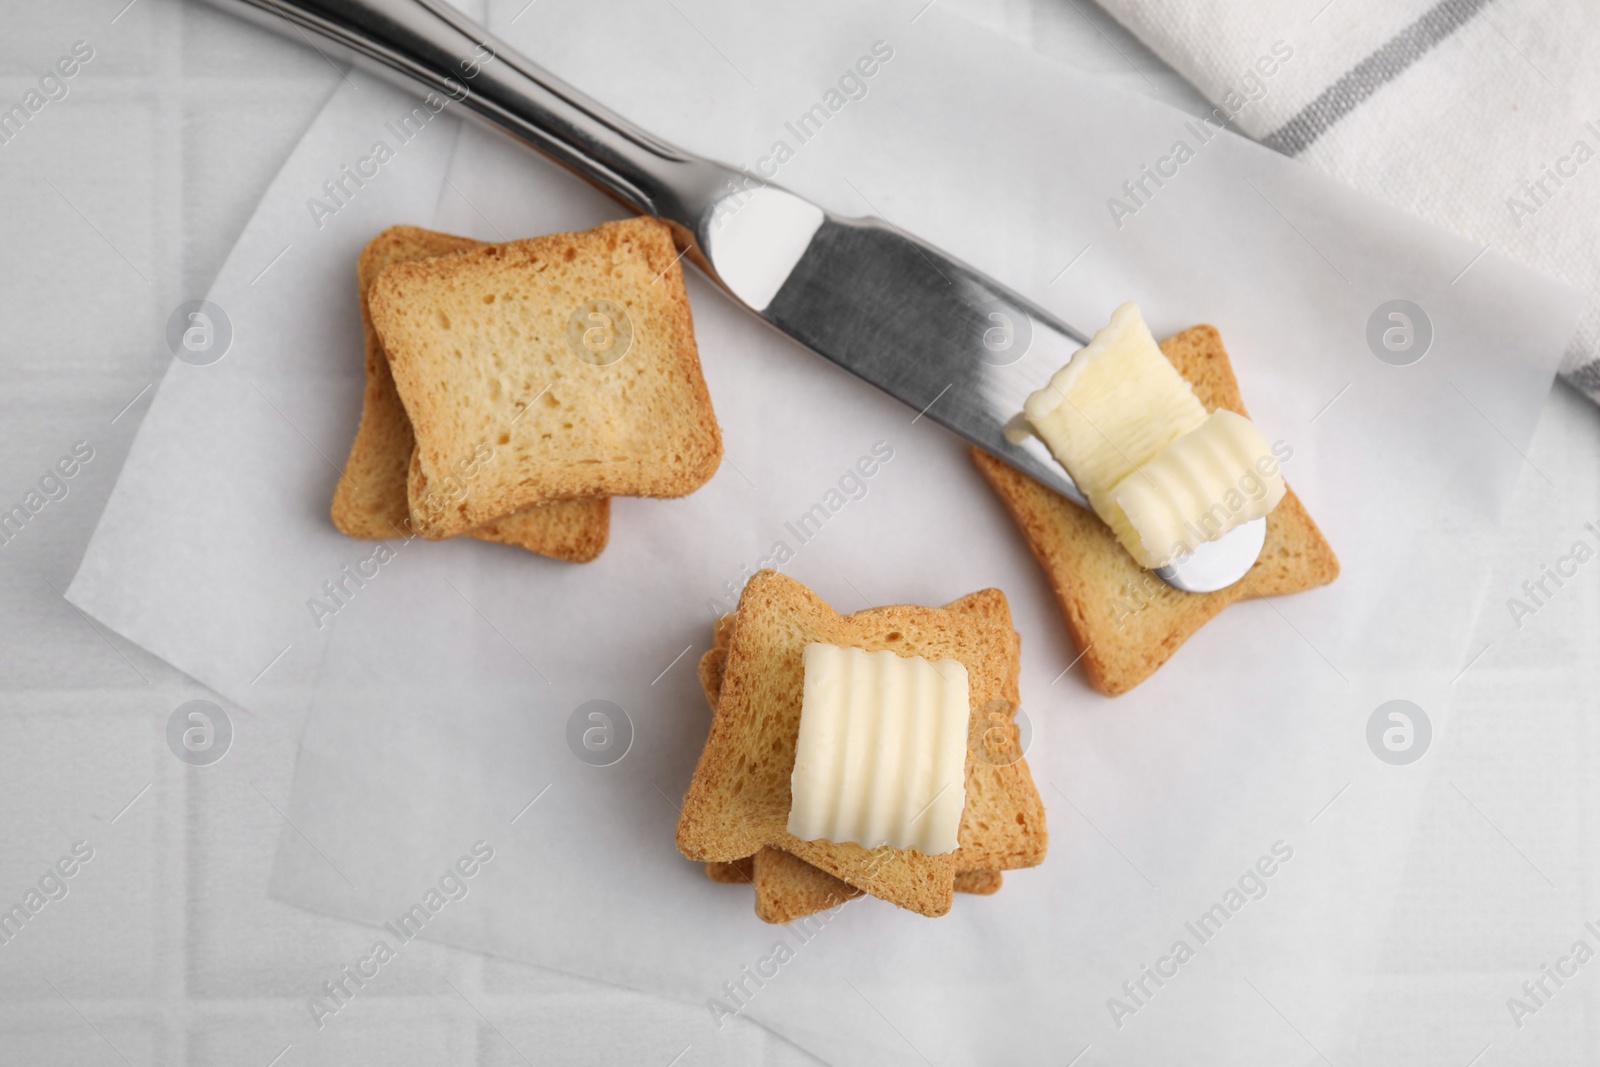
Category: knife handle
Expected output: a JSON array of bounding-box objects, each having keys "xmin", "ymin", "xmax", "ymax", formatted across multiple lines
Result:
[{"xmin": 203, "ymin": 0, "xmax": 727, "ymax": 235}]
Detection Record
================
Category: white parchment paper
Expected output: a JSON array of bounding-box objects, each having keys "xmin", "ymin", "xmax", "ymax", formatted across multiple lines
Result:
[{"xmin": 69, "ymin": 2, "xmax": 1580, "ymax": 1063}]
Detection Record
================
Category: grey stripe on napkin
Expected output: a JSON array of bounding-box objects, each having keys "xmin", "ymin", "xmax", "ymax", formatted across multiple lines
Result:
[{"xmin": 1262, "ymin": 0, "xmax": 1493, "ymax": 156}]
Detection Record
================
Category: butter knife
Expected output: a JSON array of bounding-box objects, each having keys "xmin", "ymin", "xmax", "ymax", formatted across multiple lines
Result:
[{"xmin": 201, "ymin": 0, "xmax": 1266, "ymax": 592}]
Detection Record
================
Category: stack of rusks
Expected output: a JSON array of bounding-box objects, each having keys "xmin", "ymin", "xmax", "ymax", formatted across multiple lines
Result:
[
  {"xmin": 677, "ymin": 570, "xmax": 1049, "ymax": 922},
  {"xmin": 330, "ymin": 217, "xmax": 722, "ymax": 559}
]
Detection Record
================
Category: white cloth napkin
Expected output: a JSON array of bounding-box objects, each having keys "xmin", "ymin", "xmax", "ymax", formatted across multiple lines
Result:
[
  {"xmin": 65, "ymin": 1, "xmax": 1580, "ymax": 1064},
  {"xmin": 1094, "ymin": 0, "xmax": 1600, "ymax": 403}
]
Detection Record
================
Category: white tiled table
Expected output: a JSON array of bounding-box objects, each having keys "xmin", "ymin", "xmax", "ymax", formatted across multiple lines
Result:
[{"xmin": 2, "ymin": 1, "xmax": 1596, "ymax": 1064}]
